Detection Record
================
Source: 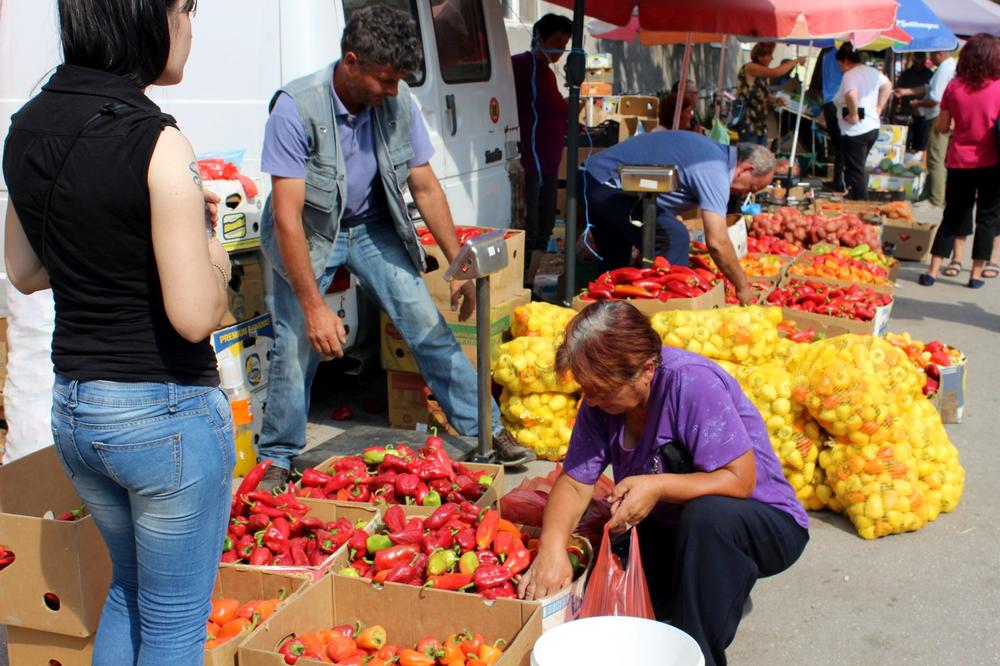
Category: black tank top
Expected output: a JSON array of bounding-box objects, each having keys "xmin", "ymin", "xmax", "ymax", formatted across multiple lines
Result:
[{"xmin": 2, "ymin": 65, "xmax": 218, "ymax": 385}]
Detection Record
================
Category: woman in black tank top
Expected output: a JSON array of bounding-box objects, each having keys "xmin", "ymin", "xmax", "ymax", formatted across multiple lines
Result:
[{"xmin": 3, "ymin": 2, "xmax": 235, "ymax": 662}]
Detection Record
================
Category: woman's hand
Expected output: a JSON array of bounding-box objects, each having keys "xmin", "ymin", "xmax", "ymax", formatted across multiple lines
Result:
[
  {"xmin": 518, "ymin": 543, "xmax": 572, "ymax": 601},
  {"xmin": 606, "ymin": 475, "xmax": 660, "ymax": 534},
  {"xmin": 845, "ymin": 112, "xmax": 861, "ymax": 125}
]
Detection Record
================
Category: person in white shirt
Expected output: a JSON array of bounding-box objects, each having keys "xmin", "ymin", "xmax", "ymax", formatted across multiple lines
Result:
[{"xmin": 834, "ymin": 43, "xmax": 893, "ymax": 200}]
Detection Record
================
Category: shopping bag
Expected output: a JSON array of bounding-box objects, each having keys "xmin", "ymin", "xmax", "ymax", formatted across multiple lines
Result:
[
  {"xmin": 578, "ymin": 524, "xmax": 655, "ymax": 619},
  {"xmin": 709, "ymin": 117, "xmax": 731, "ymax": 145}
]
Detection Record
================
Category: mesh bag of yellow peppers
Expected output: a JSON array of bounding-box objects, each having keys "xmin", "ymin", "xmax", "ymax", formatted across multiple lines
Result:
[{"xmin": 491, "ymin": 301, "xmax": 966, "ymax": 539}]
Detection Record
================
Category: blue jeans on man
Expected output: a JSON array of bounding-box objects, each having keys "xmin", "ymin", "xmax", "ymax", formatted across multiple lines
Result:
[
  {"xmin": 51, "ymin": 377, "xmax": 234, "ymax": 664},
  {"xmin": 258, "ymin": 221, "xmax": 505, "ymax": 470}
]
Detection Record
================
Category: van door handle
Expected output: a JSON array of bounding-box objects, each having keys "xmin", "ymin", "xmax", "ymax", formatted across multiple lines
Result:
[{"xmin": 445, "ymin": 94, "xmax": 457, "ymax": 136}]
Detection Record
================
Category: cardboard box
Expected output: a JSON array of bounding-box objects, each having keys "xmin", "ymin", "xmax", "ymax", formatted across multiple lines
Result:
[
  {"xmin": 572, "ymin": 280, "xmax": 725, "ymax": 316},
  {"xmin": 220, "ymin": 251, "xmax": 267, "ymax": 327},
  {"xmin": 785, "ymin": 256, "xmax": 895, "ymax": 295},
  {"xmin": 518, "ymin": 529, "xmax": 593, "ymax": 632},
  {"xmin": 204, "ymin": 568, "xmax": 312, "ymax": 666},
  {"xmin": 618, "ymin": 95, "xmax": 658, "ymax": 119},
  {"xmin": 877, "ymin": 124, "xmax": 908, "ymax": 146},
  {"xmin": 238, "ymin": 575, "xmax": 542, "ymax": 666},
  {"xmin": 300, "ymin": 456, "xmax": 504, "ymax": 518},
  {"xmin": 812, "ymin": 198, "xmax": 884, "ymax": 219},
  {"xmin": 867, "ymin": 172, "xmax": 926, "ymax": 200},
  {"xmin": 617, "ymin": 115, "xmax": 658, "ymax": 142},
  {"xmin": 866, "ymin": 141, "xmax": 906, "ymax": 169},
  {"xmin": 6, "ymin": 626, "xmax": 94, "ymax": 666},
  {"xmin": 584, "ymin": 66, "xmax": 614, "ymax": 83},
  {"xmin": 780, "ymin": 300, "xmax": 892, "ymax": 337},
  {"xmin": 0, "ymin": 447, "xmax": 112, "ymax": 636},
  {"xmin": 221, "ymin": 503, "xmax": 377, "ymax": 580},
  {"xmin": 380, "ymin": 290, "xmax": 531, "ymax": 374},
  {"xmin": 420, "ymin": 228, "xmax": 525, "ymax": 312},
  {"xmin": 580, "ymin": 81, "xmax": 613, "ymax": 97},
  {"xmin": 681, "ymin": 211, "xmax": 749, "ymax": 259},
  {"xmin": 881, "ymin": 218, "xmax": 936, "ymax": 262},
  {"xmin": 212, "ymin": 313, "xmax": 275, "ymax": 394},
  {"xmin": 385, "ymin": 370, "xmax": 455, "ymax": 433},
  {"xmin": 933, "ymin": 359, "xmax": 967, "ymax": 424},
  {"xmin": 204, "ymin": 178, "xmax": 264, "ymax": 252}
]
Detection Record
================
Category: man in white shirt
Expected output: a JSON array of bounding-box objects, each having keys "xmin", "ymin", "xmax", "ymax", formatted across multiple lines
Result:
[
  {"xmin": 894, "ymin": 50, "xmax": 957, "ymax": 211},
  {"xmin": 834, "ymin": 49, "xmax": 893, "ymax": 200}
]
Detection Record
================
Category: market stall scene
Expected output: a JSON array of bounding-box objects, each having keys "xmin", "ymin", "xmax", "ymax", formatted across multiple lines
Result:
[{"xmin": 0, "ymin": 0, "xmax": 999, "ymax": 664}]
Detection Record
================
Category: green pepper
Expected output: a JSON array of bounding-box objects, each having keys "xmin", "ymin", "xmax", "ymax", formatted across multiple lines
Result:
[
  {"xmin": 337, "ymin": 566, "xmax": 360, "ymax": 577},
  {"xmin": 366, "ymin": 534, "xmax": 394, "ymax": 553},
  {"xmin": 427, "ymin": 548, "xmax": 458, "ymax": 576},
  {"xmin": 422, "ymin": 490, "xmax": 442, "ymax": 507}
]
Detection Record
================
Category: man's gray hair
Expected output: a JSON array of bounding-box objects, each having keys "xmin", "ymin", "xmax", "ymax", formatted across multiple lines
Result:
[
  {"xmin": 736, "ymin": 143, "xmax": 777, "ymax": 176},
  {"xmin": 341, "ymin": 5, "xmax": 422, "ymax": 73}
]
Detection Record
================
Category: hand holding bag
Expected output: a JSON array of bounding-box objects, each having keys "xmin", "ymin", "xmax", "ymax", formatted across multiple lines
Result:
[{"xmin": 577, "ymin": 523, "xmax": 655, "ymax": 619}]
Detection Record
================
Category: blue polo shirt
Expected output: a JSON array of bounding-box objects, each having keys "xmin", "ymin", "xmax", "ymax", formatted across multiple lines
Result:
[
  {"xmin": 584, "ymin": 130, "xmax": 736, "ymax": 217},
  {"xmin": 822, "ymin": 49, "xmax": 843, "ymax": 104},
  {"xmin": 261, "ymin": 64, "xmax": 434, "ymax": 227}
]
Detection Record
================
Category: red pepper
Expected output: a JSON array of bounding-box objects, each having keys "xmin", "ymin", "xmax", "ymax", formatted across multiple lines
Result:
[
  {"xmin": 653, "ymin": 255, "xmax": 670, "ymax": 270},
  {"xmin": 229, "ymin": 517, "xmax": 248, "ymax": 539},
  {"xmin": 55, "ymin": 505, "xmax": 86, "ymax": 521},
  {"xmin": 480, "ymin": 581, "xmax": 517, "ymax": 600},
  {"xmin": 663, "ymin": 280, "xmax": 697, "ymax": 298},
  {"xmin": 503, "ymin": 546, "xmax": 532, "ymax": 575},
  {"xmin": 453, "ymin": 527, "xmax": 475, "ymax": 552},
  {"xmin": 322, "ymin": 471, "xmax": 353, "ymax": 496},
  {"xmin": 491, "ymin": 531, "xmax": 516, "ymax": 560},
  {"xmin": 299, "ymin": 467, "xmax": 332, "ymax": 488},
  {"xmin": 231, "ymin": 460, "xmax": 272, "ymax": 517},
  {"xmin": 476, "ymin": 550, "xmax": 499, "ymax": 567},
  {"xmin": 374, "ymin": 544, "xmax": 420, "ymax": 572},
  {"xmin": 424, "ymin": 503, "xmax": 460, "ymax": 531},
  {"xmin": 613, "ymin": 284, "xmax": 653, "ymax": 299},
  {"xmin": 278, "ymin": 638, "xmax": 306, "ymax": 665},
  {"xmin": 395, "ymin": 473, "xmax": 420, "ymax": 498},
  {"xmin": 476, "ymin": 509, "xmax": 499, "ymax": 550},
  {"xmin": 389, "ymin": 524, "xmax": 424, "ymax": 546},
  {"xmin": 249, "ymin": 546, "xmax": 271, "ymax": 566},
  {"xmin": 414, "ymin": 481, "xmax": 430, "ymax": 505},
  {"xmin": 608, "ymin": 267, "xmax": 647, "ymax": 284},
  {"xmin": 631, "ymin": 278, "xmax": 663, "ymax": 292},
  {"xmin": 348, "ymin": 482, "xmax": 371, "ymax": 503},
  {"xmin": 787, "ymin": 330, "xmax": 816, "ymax": 343},
  {"xmin": 237, "ymin": 534, "xmax": 256, "ymax": 559},
  {"xmin": 247, "ymin": 513, "xmax": 270, "ymax": 531},
  {"xmin": 425, "ymin": 573, "xmax": 474, "ymax": 590},
  {"xmin": 586, "ymin": 282, "xmax": 615, "ymax": 300},
  {"xmin": 473, "ymin": 564, "xmax": 513, "ymax": 589},
  {"xmin": 220, "ymin": 549, "xmax": 240, "ymax": 563},
  {"xmin": 308, "ymin": 548, "xmax": 327, "ymax": 567},
  {"xmin": 290, "ymin": 541, "xmax": 309, "ymax": 566},
  {"xmin": 263, "ymin": 517, "xmax": 291, "ymax": 553},
  {"xmin": 247, "ymin": 490, "xmax": 279, "ymax": 507}
]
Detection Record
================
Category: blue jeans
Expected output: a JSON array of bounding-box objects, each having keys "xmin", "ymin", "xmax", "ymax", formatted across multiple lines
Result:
[
  {"xmin": 50, "ymin": 376, "xmax": 234, "ymax": 665},
  {"xmin": 259, "ymin": 221, "xmax": 502, "ymax": 469}
]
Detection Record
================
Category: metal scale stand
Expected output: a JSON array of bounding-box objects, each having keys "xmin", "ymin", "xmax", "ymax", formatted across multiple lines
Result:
[
  {"xmin": 618, "ymin": 164, "xmax": 680, "ymax": 261},
  {"xmin": 444, "ymin": 230, "xmax": 509, "ymax": 463}
]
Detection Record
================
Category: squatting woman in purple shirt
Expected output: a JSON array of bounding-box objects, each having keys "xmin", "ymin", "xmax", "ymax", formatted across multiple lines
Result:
[{"xmin": 518, "ymin": 301, "xmax": 809, "ymax": 666}]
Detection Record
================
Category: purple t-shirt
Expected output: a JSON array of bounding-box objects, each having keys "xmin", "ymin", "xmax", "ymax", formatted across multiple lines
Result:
[
  {"xmin": 261, "ymin": 65, "xmax": 434, "ymax": 225},
  {"xmin": 512, "ymin": 51, "xmax": 568, "ymax": 175},
  {"xmin": 564, "ymin": 347, "xmax": 809, "ymax": 530}
]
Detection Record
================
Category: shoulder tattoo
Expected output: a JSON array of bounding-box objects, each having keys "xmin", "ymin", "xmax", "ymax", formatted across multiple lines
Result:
[{"xmin": 188, "ymin": 161, "xmax": 203, "ymax": 189}]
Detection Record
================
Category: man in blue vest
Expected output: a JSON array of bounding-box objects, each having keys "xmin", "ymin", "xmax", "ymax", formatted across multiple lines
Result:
[{"xmin": 256, "ymin": 6, "xmax": 534, "ymax": 488}]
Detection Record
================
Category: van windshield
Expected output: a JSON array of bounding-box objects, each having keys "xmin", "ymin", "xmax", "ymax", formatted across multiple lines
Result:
[{"xmin": 342, "ymin": 0, "xmax": 426, "ymax": 86}]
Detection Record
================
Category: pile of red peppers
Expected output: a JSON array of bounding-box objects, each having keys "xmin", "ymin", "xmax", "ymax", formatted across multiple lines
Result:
[
  {"xmin": 767, "ymin": 279, "xmax": 892, "ymax": 322},
  {"xmin": 339, "ymin": 503, "xmax": 588, "ymax": 601},
  {"xmin": 580, "ymin": 256, "xmax": 716, "ymax": 302},
  {"xmin": 416, "ymin": 226, "xmax": 513, "ymax": 247},
  {"xmin": 221, "ymin": 461, "xmax": 367, "ymax": 568},
  {"xmin": 292, "ymin": 433, "xmax": 494, "ymax": 507}
]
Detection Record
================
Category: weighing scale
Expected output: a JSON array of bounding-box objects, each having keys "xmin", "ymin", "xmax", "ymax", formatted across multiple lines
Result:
[{"xmin": 617, "ymin": 164, "xmax": 679, "ymax": 261}]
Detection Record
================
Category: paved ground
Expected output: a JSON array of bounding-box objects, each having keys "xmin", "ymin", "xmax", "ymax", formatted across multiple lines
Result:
[{"xmin": 4, "ymin": 261, "xmax": 997, "ymax": 665}]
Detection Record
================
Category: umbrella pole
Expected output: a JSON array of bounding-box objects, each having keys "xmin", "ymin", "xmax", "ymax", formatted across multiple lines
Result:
[
  {"xmin": 788, "ymin": 43, "xmax": 812, "ymax": 181},
  {"xmin": 672, "ymin": 33, "xmax": 694, "ymax": 130},
  {"xmin": 562, "ymin": 0, "xmax": 586, "ymax": 306},
  {"xmin": 715, "ymin": 39, "xmax": 727, "ymax": 117}
]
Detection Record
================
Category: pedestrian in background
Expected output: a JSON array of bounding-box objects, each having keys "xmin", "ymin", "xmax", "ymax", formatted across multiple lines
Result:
[{"xmin": 735, "ymin": 42, "xmax": 806, "ymax": 146}]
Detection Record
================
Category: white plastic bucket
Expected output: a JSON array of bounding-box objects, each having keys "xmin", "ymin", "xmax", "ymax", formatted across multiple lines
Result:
[{"xmin": 531, "ymin": 616, "xmax": 705, "ymax": 666}]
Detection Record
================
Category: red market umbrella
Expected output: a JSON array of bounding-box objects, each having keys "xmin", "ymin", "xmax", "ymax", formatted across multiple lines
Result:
[{"xmin": 549, "ymin": 0, "xmax": 899, "ymax": 39}]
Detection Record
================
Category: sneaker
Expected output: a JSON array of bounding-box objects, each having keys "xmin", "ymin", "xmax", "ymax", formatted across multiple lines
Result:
[
  {"xmin": 492, "ymin": 428, "xmax": 536, "ymax": 467},
  {"xmin": 257, "ymin": 465, "xmax": 291, "ymax": 493}
]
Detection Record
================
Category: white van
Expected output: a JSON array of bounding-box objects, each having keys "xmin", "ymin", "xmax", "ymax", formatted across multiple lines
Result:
[{"xmin": 0, "ymin": 0, "xmax": 521, "ymax": 356}]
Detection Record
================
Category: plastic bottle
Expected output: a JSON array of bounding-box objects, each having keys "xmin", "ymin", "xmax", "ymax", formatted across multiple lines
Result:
[{"xmin": 218, "ymin": 351, "xmax": 256, "ymax": 478}]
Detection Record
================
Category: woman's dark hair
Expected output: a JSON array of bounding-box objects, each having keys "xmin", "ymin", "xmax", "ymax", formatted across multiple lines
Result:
[
  {"xmin": 533, "ymin": 13, "xmax": 573, "ymax": 42},
  {"xmin": 750, "ymin": 42, "xmax": 776, "ymax": 64},
  {"xmin": 556, "ymin": 301, "xmax": 662, "ymax": 393},
  {"xmin": 955, "ymin": 33, "xmax": 1000, "ymax": 90},
  {"xmin": 341, "ymin": 5, "xmax": 422, "ymax": 73},
  {"xmin": 658, "ymin": 91, "xmax": 693, "ymax": 128},
  {"xmin": 58, "ymin": 0, "xmax": 196, "ymax": 88},
  {"xmin": 836, "ymin": 42, "xmax": 862, "ymax": 64}
]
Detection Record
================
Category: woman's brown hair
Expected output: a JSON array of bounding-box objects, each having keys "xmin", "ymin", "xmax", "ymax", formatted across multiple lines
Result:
[
  {"xmin": 750, "ymin": 42, "xmax": 776, "ymax": 64},
  {"xmin": 556, "ymin": 301, "xmax": 662, "ymax": 392}
]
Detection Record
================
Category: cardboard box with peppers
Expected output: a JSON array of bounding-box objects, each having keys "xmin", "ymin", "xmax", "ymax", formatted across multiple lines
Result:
[
  {"xmin": 572, "ymin": 257, "xmax": 725, "ymax": 315},
  {"xmin": 222, "ymin": 461, "xmax": 377, "ymax": 575},
  {"xmin": 291, "ymin": 432, "xmax": 504, "ymax": 517}
]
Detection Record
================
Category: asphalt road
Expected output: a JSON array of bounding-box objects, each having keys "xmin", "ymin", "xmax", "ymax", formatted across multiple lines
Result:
[{"xmin": 4, "ymin": 262, "xmax": 997, "ymax": 665}]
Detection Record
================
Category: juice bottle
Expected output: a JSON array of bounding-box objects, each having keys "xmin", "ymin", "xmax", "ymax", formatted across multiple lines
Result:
[{"xmin": 218, "ymin": 352, "xmax": 256, "ymax": 478}]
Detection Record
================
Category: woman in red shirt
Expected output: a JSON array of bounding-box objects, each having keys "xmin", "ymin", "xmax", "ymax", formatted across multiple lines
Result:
[{"xmin": 920, "ymin": 34, "xmax": 1000, "ymax": 288}]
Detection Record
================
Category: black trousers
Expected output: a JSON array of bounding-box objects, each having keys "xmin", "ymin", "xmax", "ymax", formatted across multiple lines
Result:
[
  {"xmin": 842, "ymin": 128, "xmax": 879, "ymax": 200},
  {"xmin": 822, "ymin": 102, "xmax": 845, "ymax": 188},
  {"xmin": 614, "ymin": 496, "xmax": 809, "ymax": 666},
  {"xmin": 930, "ymin": 164, "xmax": 1000, "ymax": 262},
  {"xmin": 909, "ymin": 115, "xmax": 930, "ymax": 152},
  {"xmin": 583, "ymin": 172, "xmax": 691, "ymax": 271},
  {"xmin": 524, "ymin": 172, "xmax": 558, "ymax": 253}
]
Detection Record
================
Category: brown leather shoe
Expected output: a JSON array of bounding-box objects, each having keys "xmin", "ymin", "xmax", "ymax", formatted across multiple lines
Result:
[
  {"xmin": 256, "ymin": 465, "xmax": 291, "ymax": 493},
  {"xmin": 493, "ymin": 428, "xmax": 536, "ymax": 467}
]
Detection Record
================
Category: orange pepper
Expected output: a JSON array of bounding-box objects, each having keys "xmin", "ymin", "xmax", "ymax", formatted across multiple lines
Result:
[
  {"xmin": 325, "ymin": 633, "xmax": 357, "ymax": 663},
  {"xmin": 216, "ymin": 617, "xmax": 252, "ymax": 641},
  {"xmin": 495, "ymin": 518, "xmax": 522, "ymax": 539},
  {"xmin": 254, "ymin": 597, "xmax": 282, "ymax": 621},
  {"xmin": 206, "ymin": 621, "xmax": 220, "ymax": 640},
  {"xmin": 209, "ymin": 598, "xmax": 240, "ymax": 626},
  {"xmin": 478, "ymin": 640, "xmax": 506, "ymax": 665},
  {"xmin": 357, "ymin": 625, "xmax": 387, "ymax": 650}
]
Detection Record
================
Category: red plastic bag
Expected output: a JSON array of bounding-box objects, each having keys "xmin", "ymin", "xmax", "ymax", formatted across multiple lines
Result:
[{"xmin": 578, "ymin": 524, "xmax": 655, "ymax": 620}]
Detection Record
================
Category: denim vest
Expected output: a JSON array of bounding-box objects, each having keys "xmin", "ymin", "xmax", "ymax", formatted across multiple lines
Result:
[{"xmin": 260, "ymin": 63, "xmax": 426, "ymax": 280}]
